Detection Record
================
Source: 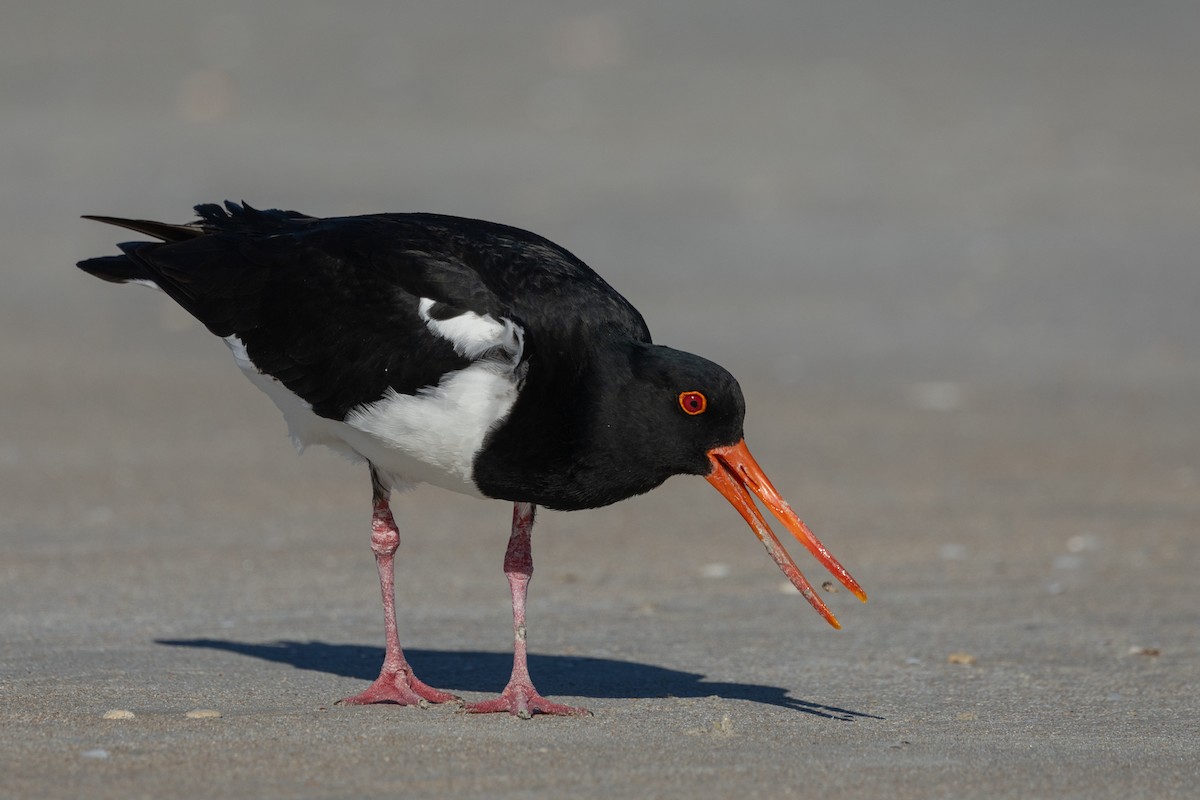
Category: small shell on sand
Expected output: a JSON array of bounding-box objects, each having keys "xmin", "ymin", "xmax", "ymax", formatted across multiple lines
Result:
[
  {"xmin": 185, "ymin": 708, "xmax": 223, "ymax": 719},
  {"xmin": 102, "ymin": 709, "xmax": 135, "ymax": 720}
]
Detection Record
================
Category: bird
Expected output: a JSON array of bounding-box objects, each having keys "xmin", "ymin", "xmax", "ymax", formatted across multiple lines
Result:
[{"xmin": 78, "ymin": 201, "xmax": 866, "ymax": 718}]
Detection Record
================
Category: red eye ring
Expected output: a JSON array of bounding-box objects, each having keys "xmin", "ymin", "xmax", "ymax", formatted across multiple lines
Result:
[{"xmin": 678, "ymin": 391, "xmax": 707, "ymax": 415}]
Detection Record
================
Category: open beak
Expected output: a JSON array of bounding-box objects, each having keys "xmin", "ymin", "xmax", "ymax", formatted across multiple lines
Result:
[{"xmin": 705, "ymin": 439, "xmax": 867, "ymax": 629}]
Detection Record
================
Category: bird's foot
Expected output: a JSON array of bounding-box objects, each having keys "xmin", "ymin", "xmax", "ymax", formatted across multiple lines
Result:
[
  {"xmin": 337, "ymin": 668, "xmax": 461, "ymax": 707},
  {"xmin": 464, "ymin": 682, "xmax": 590, "ymax": 719}
]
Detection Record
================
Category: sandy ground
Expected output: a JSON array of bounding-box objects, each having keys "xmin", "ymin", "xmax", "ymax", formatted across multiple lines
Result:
[{"xmin": 2, "ymin": 2, "xmax": 1198, "ymax": 798}]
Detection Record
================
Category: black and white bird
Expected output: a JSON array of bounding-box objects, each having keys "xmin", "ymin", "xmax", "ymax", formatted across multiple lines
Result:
[{"xmin": 78, "ymin": 202, "xmax": 865, "ymax": 717}]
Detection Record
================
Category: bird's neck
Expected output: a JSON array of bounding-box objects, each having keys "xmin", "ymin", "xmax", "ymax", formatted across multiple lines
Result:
[{"xmin": 472, "ymin": 343, "xmax": 670, "ymax": 511}]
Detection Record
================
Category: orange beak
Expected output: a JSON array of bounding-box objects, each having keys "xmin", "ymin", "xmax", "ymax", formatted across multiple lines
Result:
[{"xmin": 705, "ymin": 439, "xmax": 867, "ymax": 629}]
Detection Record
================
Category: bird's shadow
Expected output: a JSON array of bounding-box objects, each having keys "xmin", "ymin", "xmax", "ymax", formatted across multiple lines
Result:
[{"xmin": 155, "ymin": 638, "xmax": 880, "ymax": 721}]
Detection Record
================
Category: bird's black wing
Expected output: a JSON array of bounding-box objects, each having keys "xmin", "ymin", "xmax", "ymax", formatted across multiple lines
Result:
[
  {"xmin": 360, "ymin": 212, "xmax": 653, "ymax": 363},
  {"xmin": 78, "ymin": 202, "xmax": 650, "ymax": 420}
]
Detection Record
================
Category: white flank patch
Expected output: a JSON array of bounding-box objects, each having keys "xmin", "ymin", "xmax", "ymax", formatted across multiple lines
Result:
[
  {"xmin": 342, "ymin": 361, "xmax": 519, "ymax": 495},
  {"xmin": 221, "ymin": 304, "xmax": 525, "ymax": 497}
]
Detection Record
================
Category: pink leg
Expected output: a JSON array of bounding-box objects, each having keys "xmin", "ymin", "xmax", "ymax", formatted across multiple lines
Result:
[
  {"xmin": 465, "ymin": 502, "xmax": 589, "ymax": 718},
  {"xmin": 339, "ymin": 482, "xmax": 460, "ymax": 707}
]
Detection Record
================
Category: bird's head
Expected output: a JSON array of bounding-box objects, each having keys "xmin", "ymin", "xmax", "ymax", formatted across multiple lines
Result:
[
  {"xmin": 479, "ymin": 339, "xmax": 866, "ymax": 627},
  {"xmin": 622, "ymin": 344, "xmax": 868, "ymax": 628}
]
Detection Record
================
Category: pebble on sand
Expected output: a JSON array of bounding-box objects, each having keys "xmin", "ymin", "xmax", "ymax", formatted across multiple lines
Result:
[
  {"xmin": 102, "ymin": 709, "xmax": 135, "ymax": 720},
  {"xmin": 185, "ymin": 708, "xmax": 223, "ymax": 719}
]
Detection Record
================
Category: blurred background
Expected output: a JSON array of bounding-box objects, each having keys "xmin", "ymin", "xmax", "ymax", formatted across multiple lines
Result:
[{"xmin": 7, "ymin": 0, "xmax": 1198, "ymax": 387}]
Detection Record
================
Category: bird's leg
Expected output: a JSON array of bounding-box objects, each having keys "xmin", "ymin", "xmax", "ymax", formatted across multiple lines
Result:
[
  {"xmin": 465, "ymin": 502, "xmax": 589, "ymax": 718},
  {"xmin": 338, "ymin": 472, "xmax": 460, "ymax": 707}
]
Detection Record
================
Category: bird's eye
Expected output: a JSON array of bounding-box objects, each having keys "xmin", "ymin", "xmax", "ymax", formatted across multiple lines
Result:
[{"xmin": 678, "ymin": 391, "xmax": 707, "ymax": 415}]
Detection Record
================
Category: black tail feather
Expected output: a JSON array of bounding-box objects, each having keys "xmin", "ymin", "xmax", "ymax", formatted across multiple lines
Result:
[
  {"xmin": 78, "ymin": 201, "xmax": 315, "ymax": 288},
  {"xmin": 81, "ymin": 214, "xmax": 204, "ymax": 242},
  {"xmin": 82, "ymin": 202, "xmax": 315, "ymax": 244},
  {"xmin": 76, "ymin": 253, "xmax": 152, "ymax": 284}
]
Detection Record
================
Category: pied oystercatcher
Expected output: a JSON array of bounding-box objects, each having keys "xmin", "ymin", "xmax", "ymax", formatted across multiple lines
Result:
[{"xmin": 78, "ymin": 202, "xmax": 866, "ymax": 717}]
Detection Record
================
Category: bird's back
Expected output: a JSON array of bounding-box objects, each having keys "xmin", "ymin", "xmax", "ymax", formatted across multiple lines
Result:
[{"xmin": 79, "ymin": 202, "xmax": 650, "ymax": 420}]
